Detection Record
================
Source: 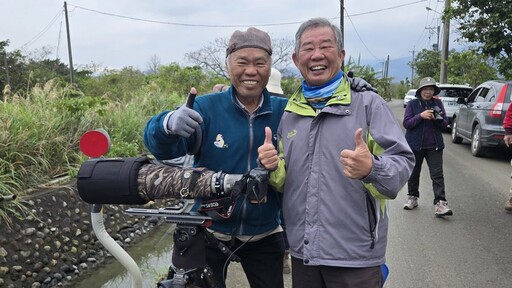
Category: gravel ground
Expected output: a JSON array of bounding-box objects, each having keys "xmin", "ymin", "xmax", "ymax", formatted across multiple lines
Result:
[{"xmin": 226, "ymin": 262, "xmax": 292, "ymax": 288}]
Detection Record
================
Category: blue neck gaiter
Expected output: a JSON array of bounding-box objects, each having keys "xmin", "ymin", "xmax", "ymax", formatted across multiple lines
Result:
[{"xmin": 302, "ymin": 70, "xmax": 343, "ymax": 109}]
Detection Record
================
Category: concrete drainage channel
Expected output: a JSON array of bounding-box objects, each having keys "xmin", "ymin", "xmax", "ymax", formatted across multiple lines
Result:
[{"xmin": 0, "ymin": 183, "xmax": 172, "ymax": 288}]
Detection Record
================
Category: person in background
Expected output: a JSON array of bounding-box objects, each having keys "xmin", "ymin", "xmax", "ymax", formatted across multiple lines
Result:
[
  {"xmin": 502, "ymin": 103, "xmax": 512, "ymax": 211},
  {"xmin": 212, "ymin": 83, "xmax": 229, "ymax": 93},
  {"xmin": 257, "ymin": 17, "xmax": 414, "ymax": 288},
  {"xmin": 402, "ymin": 77, "xmax": 453, "ymax": 216},
  {"xmin": 265, "ymin": 67, "xmax": 291, "ymax": 274},
  {"xmin": 267, "ymin": 67, "xmax": 285, "ymax": 97}
]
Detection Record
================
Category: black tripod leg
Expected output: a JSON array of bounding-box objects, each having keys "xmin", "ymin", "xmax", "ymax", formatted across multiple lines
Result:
[
  {"xmin": 201, "ymin": 266, "xmax": 222, "ymax": 288},
  {"xmin": 157, "ymin": 272, "xmax": 187, "ymax": 288},
  {"xmin": 158, "ymin": 266, "xmax": 220, "ymax": 288},
  {"xmin": 204, "ymin": 230, "xmax": 241, "ymax": 263},
  {"xmin": 158, "ymin": 224, "xmax": 222, "ymax": 288}
]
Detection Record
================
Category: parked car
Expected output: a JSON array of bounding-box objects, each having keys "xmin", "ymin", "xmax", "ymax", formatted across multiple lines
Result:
[
  {"xmin": 451, "ymin": 80, "xmax": 512, "ymax": 157},
  {"xmin": 436, "ymin": 83, "xmax": 473, "ymax": 127},
  {"xmin": 403, "ymin": 89, "xmax": 417, "ymax": 107}
]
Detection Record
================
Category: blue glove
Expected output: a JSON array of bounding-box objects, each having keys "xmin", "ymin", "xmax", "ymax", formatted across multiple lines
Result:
[
  {"xmin": 350, "ymin": 77, "xmax": 378, "ymax": 93},
  {"xmin": 166, "ymin": 105, "xmax": 203, "ymax": 138}
]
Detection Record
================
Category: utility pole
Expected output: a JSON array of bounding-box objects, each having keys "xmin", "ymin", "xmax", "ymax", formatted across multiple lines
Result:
[
  {"xmin": 425, "ymin": 26, "xmax": 440, "ymax": 51},
  {"xmin": 3, "ymin": 53, "xmax": 10, "ymax": 86},
  {"xmin": 340, "ymin": 0, "xmax": 344, "ymax": 70},
  {"xmin": 385, "ymin": 55, "xmax": 390, "ymax": 101},
  {"xmin": 440, "ymin": 0, "xmax": 450, "ymax": 84},
  {"xmin": 436, "ymin": 25, "xmax": 440, "ymax": 52},
  {"xmin": 64, "ymin": 1, "xmax": 75, "ymax": 84},
  {"xmin": 410, "ymin": 48, "xmax": 415, "ymax": 88}
]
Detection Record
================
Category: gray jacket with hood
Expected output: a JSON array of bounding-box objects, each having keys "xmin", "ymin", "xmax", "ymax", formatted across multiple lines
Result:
[{"xmin": 269, "ymin": 78, "xmax": 415, "ymax": 267}]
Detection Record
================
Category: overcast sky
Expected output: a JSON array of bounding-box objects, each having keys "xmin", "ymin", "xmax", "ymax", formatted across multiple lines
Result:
[{"xmin": 1, "ymin": 0, "xmax": 467, "ymax": 80}]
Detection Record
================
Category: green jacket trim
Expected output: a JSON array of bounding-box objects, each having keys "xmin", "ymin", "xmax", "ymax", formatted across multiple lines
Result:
[
  {"xmin": 363, "ymin": 130, "xmax": 388, "ymax": 215},
  {"xmin": 270, "ymin": 137, "xmax": 286, "ymax": 192}
]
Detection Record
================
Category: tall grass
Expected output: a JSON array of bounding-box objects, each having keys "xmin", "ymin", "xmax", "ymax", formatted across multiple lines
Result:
[{"xmin": 0, "ymin": 78, "xmax": 185, "ymax": 225}]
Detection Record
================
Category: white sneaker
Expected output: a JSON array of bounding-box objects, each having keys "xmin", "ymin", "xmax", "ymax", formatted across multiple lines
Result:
[
  {"xmin": 505, "ymin": 198, "xmax": 512, "ymax": 211},
  {"xmin": 435, "ymin": 200, "xmax": 453, "ymax": 216},
  {"xmin": 403, "ymin": 196, "xmax": 418, "ymax": 210}
]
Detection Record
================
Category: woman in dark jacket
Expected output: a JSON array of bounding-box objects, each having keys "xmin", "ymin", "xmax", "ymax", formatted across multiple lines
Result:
[{"xmin": 403, "ymin": 77, "xmax": 453, "ymax": 216}]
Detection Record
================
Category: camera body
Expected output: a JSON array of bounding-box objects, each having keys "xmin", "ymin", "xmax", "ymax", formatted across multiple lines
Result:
[
  {"xmin": 246, "ymin": 168, "xmax": 268, "ymax": 203},
  {"xmin": 431, "ymin": 106, "xmax": 444, "ymax": 120}
]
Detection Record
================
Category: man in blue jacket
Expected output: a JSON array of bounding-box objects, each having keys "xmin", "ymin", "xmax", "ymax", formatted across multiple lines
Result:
[{"xmin": 144, "ymin": 27, "xmax": 288, "ymax": 288}]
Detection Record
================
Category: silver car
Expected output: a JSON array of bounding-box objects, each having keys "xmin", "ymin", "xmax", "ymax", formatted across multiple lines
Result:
[{"xmin": 451, "ymin": 80, "xmax": 512, "ymax": 157}]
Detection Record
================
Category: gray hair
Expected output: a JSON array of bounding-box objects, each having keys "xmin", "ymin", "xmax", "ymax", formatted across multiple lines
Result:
[{"xmin": 294, "ymin": 18, "xmax": 343, "ymax": 55}]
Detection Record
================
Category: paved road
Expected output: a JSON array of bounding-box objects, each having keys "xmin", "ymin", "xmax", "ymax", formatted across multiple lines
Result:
[{"xmin": 385, "ymin": 99, "xmax": 512, "ymax": 287}]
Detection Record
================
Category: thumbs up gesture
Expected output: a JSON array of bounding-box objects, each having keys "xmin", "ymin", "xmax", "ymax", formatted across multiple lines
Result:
[
  {"xmin": 339, "ymin": 128, "xmax": 373, "ymax": 179},
  {"xmin": 257, "ymin": 127, "xmax": 279, "ymax": 171}
]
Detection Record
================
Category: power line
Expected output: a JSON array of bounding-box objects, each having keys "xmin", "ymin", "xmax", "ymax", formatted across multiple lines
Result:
[
  {"xmin": 68, "ymin": 0, "xmax": 427, "ymax": 28},
  {"xmin": 348, "ymin": 0, "xmax": 427, "ymax": 17},
  {"xmin": 19, "ymin": 9, "xmax": 63, "ymax": 50},
  {"xmin": 344, "ymin": 7, "xmax": 383, "ymax": 62},
  {"xmin": 70, "ymin": 4, "xmax": 299, "ymax": 27}
]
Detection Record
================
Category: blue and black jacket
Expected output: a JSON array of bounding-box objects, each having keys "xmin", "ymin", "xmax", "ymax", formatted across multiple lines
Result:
[{"xmin": 143, "ymin": 86, "xmax": 288, "ymax": 235}]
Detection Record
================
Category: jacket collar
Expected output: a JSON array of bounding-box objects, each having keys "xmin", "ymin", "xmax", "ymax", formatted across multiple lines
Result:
[{"xmin": 229, "ymin": 86, "xmax": 273, "ymax": 115}]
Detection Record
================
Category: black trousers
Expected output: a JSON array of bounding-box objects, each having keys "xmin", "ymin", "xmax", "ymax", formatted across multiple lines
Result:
[
  {"xmin": 205, "ymin": 231, "xmax": 285, "ymax": 288},
  {"xmin": 291, "ymin": 256, "xmax": 383, "ymax": 288},
  {"xmin": 408, "ymin": 149, "xmax": 447, "ymax": 204}
]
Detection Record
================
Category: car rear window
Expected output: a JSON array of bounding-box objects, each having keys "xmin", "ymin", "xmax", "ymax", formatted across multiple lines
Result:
[{"xmin": 438, "ymin": 88, "xmax": 472, "ymax": 98}]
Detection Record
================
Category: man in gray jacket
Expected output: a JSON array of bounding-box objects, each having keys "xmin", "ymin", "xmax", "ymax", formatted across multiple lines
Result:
[{"xmin": 257, "ymin": 18, "xmax": 415, "ymax": 288}]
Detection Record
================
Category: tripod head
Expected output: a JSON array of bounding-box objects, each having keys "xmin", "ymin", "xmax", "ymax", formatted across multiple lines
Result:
[{"xmin": 125, "ymin": 199, "xmax": 211, "ymax": 226}]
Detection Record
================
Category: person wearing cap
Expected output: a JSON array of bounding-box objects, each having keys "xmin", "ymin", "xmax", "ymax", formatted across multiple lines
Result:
[
  {"xmin": 403, "ymin": 76, "xmax": 453, "ymax": 216},
  {"xmin": 257, "ymin": 17, "xmax": 414, "ymax": 287},
  {"xmin": 144, "ymin": 27, "xmax": 288, "ymax": 288}
]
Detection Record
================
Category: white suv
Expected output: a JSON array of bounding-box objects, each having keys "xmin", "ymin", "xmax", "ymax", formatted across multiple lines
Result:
[
  {"xmin": 403, "ymin": 89, "xmax": 417, "ymax": 108},
  {"xmin": 436, "ymin": 84, "xmax": 472, "ymax": 127}
]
